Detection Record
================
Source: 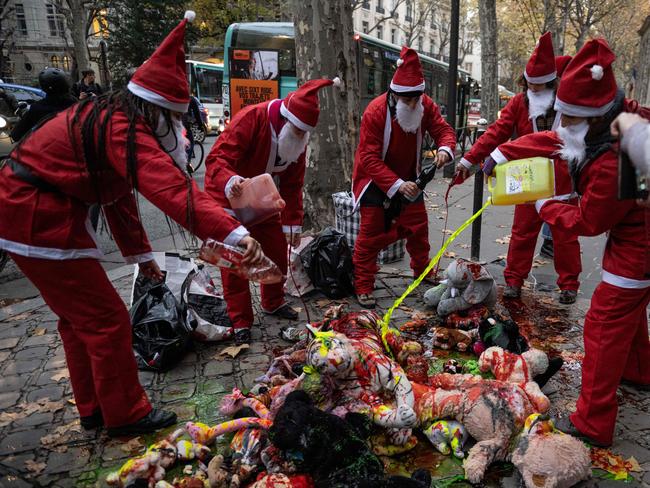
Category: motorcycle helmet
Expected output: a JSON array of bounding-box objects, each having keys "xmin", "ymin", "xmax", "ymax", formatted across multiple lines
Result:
[{"xmin": 38, "ymin": 67, "xmax": 72, "ymax": 96}]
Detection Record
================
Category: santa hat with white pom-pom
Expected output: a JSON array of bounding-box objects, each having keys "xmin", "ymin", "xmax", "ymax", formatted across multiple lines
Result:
[
  {"xmin": 280, "ymin": 77, "xmax": 341, "ymax": 131},
  {"xmin": 553, "ymin": 38, "xmax": 618, "ymax": 117},
  {"xmin": 390, "ymin": 46, "xmax": 425, "ymax": 93},
  {"xmin": 128, "ymin": 10, "xmax": 196, "ymax": 112}
]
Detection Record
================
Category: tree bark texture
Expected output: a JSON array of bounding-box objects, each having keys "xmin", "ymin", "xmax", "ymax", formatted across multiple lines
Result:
[
  {"xmin": 292, "ymin": 0, "xmax": 361, "ymax": 231},
  {"xmin": 68, "ymin": 0, "xmax": 90, "ymax": 73},
  {"xmin": 478, "ymin": 0, "xmax": 498, "ymax": 123}
]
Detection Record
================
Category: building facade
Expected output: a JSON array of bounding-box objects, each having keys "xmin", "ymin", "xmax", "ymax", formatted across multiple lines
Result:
[
  {"xmin": 637, "ymin": 16, "xmax": 650, "ymax": 106},
  {"xmin": 0, "ymin": 0, "xmax": 104, "ymax": 86}
]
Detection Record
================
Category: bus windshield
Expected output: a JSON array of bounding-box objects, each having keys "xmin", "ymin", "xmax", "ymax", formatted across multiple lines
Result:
[{"xmin": 193, "ymin": 65, "xmax": 223, "ymax": 104}]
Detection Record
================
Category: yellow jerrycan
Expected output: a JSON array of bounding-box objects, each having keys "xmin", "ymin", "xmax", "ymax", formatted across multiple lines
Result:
[{"xmin": 487, "ymin": 157, "xmax": 555, "ymax": 205}]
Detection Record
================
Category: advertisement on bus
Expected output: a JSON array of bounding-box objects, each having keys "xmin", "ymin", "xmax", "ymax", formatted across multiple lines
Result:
[{"xmin": 229, "ymin": 49, "xmax": 279, "ymax": 116}]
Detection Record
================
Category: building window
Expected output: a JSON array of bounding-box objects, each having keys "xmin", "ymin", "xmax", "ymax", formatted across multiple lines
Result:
[
  {"xmin": 466, "ymin": 41, "xmax": 474, "ymax": 55},
  {"xmin": 464, "ymin": 62, "xmax": 473, "ymax": 73},
  {"xmin": 46, "ymin": 4, "xmax": 65, "ymax": 37},
  {"xmin": 391, "ymin": 28, "xmax": 397, "ymax": 44},
  {"xmin": 15, "ymin": 4, "xmax": 28, "ymax": 36},
  {"xmin": 418, "ymin": 36, "xmax": 423, "ymax": 52},
  {"xmin": 377, "ymin": 25, "xmax": 383, "ymax": 40},
  {"xmin": 405, "ymin": 1, "xmax": 413, "ymax": 21},
  {"xmin": 376, "ymin": 0, "xmax": 384, "ymax": 13},
  {"xmin": 62, "ymin": 55, "xmax": 70, "ymax": 70},
  {"xmin": 51, "ymin": 55, "xmax": 60, "ymax": 68},
  {"xmin": 430, "ymin": 37, "xmax": 435, "ymax": 55},
  {"xmin": 362, "ymin": 21, "xmax": 369, "ymax": 34},
  {"xmin": 362, "ymin": 0, "xmax": 370, "ymax": 9}
]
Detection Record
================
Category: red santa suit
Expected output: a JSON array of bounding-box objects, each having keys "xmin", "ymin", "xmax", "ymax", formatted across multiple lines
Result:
[
  {"xmin": 494, "ymin": 40, "xmax": 650, "ymax": 445},
  {"xmin": 205, "ymin": 79, "xmax": 336, "ymax": 330},
  {"xmin": 461, "ymin": 33, "xmax": 581, "ymax": 292},
  {"xmin": 352, "ymin": 47, "xmax": 456, "ymax": 295},
  {"xmin": 0, "ymin": 14, "xmax": 246, "ymax": 428}
]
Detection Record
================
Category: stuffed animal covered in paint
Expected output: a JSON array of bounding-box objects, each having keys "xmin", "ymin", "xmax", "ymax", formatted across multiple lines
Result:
[
  {"xmin": 146, "ymin": 428, "xmax": 184, "ymax": 469},
  {"xmin": 423, "ymin": 420, "xmax": 468, "ymax": 458},
  {"xmin": 423, "ymin": 259, "xmax": 497, "ymax": 316},
  {"xmin": 477, "ymin": 316, "xmax": 529, "ymax": 354},
  {"xmin": 185, "ymin": 418, "xmax": 272, "ymax": 446},
  {"xmin": 414, "ymin": 373, "xmax": 540, "ymax": 484},
  {"xmin": 220, "ymin": 387, "xmax": 271, "ymax": 419},
  {"xmin": 444, "ymin": 305, "xmax": 490, "ymax": 330},
  {"xmin": 511, "ymin": 414, "xmax": 592, "ymax": 488},
  {"xmin": 431, "ymin": 327, "xmax": 477, "ymax": 352},
  {"xmin": 175, "ymin": 438, "xmax": 212, "ymax": 462},
  {"xmin": 106, "ymin": 451, "xmax": 166, "ymax": 487},
  {"xmin": 305, "ymin": 328, "xmax": 417, "ymax": 433},
  {"xmin": 478, "ymin": 346, "xmax": 551, "ymax": 412}
]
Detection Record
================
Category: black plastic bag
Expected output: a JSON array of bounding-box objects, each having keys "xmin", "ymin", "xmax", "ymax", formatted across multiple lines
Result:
[
  {"xmin": 300, "ymin": 227, "xmax": 355, "ymax": 299},
  {"xmin": 129, "ymin": 282, "xmax": 193, "ymax": 371}
]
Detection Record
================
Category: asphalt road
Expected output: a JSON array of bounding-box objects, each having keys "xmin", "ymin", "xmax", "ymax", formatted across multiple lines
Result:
[{"xmin": 0, "ymin": 136, "xmax": 215, "ymax": 303}]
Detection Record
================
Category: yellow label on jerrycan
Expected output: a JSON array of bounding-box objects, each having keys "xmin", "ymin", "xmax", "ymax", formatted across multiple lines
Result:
[{"xmin": 487, "ymin": 157, "xmax": 555, "ymax": 205}]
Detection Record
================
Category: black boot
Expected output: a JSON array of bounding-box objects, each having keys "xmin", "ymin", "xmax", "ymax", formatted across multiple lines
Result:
[
  {"xmin": 80, "ymin": 410, "xmax": 104, "ymax": 430},
  {"xmin": 540, "ymin": 238, "xmax": 554, "ymax": 259},
  {"xmin": 266, "ymin": 304, "xmax": 299, "ymax": 320},
  {"xmin": 533, "ymin": 356, "xmax": 564, "ymax": 388},
  {"xmin": 107, "ymin": 408, "xmax": 177, "ymax": 437}
]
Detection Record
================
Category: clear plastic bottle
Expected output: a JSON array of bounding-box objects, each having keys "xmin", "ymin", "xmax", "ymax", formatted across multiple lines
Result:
[{"xmin": 199, "ymin": 239, "xmax": 284, "ymax": 284}]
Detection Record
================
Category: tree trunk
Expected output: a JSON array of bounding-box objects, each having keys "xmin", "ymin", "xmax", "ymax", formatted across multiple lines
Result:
[
  {"xmin": 478, "ymin": 0, "xmax": 498, "ymax": 122},
  {"xmin": 292, "ymin": 0, "xmax": 361, "ymax": 231},
  {"xmin": 67, "ymin": 0, "xmax": 90, "ymax": 73}
]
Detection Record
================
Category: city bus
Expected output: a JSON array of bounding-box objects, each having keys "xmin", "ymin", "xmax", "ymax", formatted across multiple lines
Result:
[
  {"xmin": 222, "ymin": 22, "xmax": 473, "ymax": 127},
  {"xmin": 186, "ymin": 60, "xmax": 226, "ymax": 133}
]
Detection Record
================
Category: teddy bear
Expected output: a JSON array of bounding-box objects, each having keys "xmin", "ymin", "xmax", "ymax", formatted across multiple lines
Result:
[
  {"xmin": 431, "ymin": 326, "xmax": 477, "ymax": 352},
  {"xmin": 422, "ymin": 420, "xmax": 468, "ymax": 459},
  {"xmin": 106, "ymin": 450, "xmax": 166, "ymax": 487},
  {"xmin": 414, "ymin": 373, "xmax": 543, "ymax": 484},
  {"xmin": 511, "ymin": 414, "xmax": 592, "ymax": 488},
  {"xmin": 423, "ymin": 259, "xmax": 497, "ymax": 317},
  {"xmin": 478, "ymin": 346, "xmax": 552, "ymax": 412}
]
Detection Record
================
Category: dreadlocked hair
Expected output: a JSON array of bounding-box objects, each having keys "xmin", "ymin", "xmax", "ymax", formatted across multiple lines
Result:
[{"xmin": 67, "ymin": 89, "xmax": 196, "ymax": 239}]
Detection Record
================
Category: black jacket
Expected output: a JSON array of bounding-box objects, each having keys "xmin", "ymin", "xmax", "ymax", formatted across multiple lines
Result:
[
  {"xmin": 10, "ymin": 95, "xmax": 77, "ymax": 141},
  {"xmin": 72, "ymin": 81, "xmax": 103, "ymax": 98}
]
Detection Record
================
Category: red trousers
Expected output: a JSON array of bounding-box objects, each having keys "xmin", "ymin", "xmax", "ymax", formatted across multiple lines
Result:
[
  {"xmin": 10, "ymin": 253, "xmax": 151, "ymax": 428},
  {"xmin": 220, "ymin": 217, "xmax": 288, "ymax": 329},
  {"xmin": 571, "ymin": 282, "xmax": 650, "ymax": 445},
  {"xmin": 504, "ymin": 203, "xmax": 581, "ymax": 290},
  {"xmin": 353, "ymin": 201, "xmax": 430, "ymax": 294}
]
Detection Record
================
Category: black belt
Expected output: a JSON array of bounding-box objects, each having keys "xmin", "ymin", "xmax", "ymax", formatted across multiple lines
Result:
[{"xmin": 1, "ymin": 158, "xmax": 58, "ymax": 192}]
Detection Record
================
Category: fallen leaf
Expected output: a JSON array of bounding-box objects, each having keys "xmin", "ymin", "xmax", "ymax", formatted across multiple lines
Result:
[
  {"xmin": 443, "ymin": 251, "xmax": 457, "ymax": 258},
  {"xmin": 457, "ymin": 244, "xmax": 470, "ymax": 249},
  {"xmin": 218, "ymin": 344, "xmax": 250, "ymax": 358},
  {"xmin": 120, "ymin": 436, "xmax": 145, "ymax": 455},
  {"xmin": 442, "ymin": 229, "xmax": 453, "ymax": 235},
  {"xmin": 40, "ymin": 420, "xmax": 82, "ymax": 448},
  {"xmin": 410, "ymin": 310, "xmax": 434, "ymax": 320},
  {"xmin": 398, "ymin": 305, "xmax": 414, "ymax": 313},
  {"xmin": 495, "ymin": 235, "xmax": 512, "ymax": 245},
  {"xmin": 496, "ymin": 255, "xmax": 507, "ymax": 260},
  {"xmin": 538, "ymin": 297, "xmax": 555, "ymax": 305},
  {"xmin": 544, "ymin": 316, "xmax": 563, "ymax": 324},
  {"xmin": 24, "ymin": 460, "xmax": 46, "ymax": 474},
  {"xmin": 67, "ymin": 399, "xmax": 76, "ymax": 405},
  {"xmin": 32, "ymin": 327, "xmax": 47, "ymax": 336},
  {"xmin": 316, "ymin": 298, "xmax": 332, "ymax": 308},
  {"xmin": 497, "ymin": 224, "xmax": 508, "ymax": 228},
  {"xmin": 625, "ymin": 456, "xmax": 641, "ymax": 472},
  {"xmin": 50, "ymin": 370, "xmax": 70, "ymax": 383}
]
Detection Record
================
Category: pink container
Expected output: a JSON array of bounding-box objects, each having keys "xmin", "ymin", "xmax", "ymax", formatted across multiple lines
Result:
[{"xmin": 228, "ymin": 174, "xmax": 286, "ymax": 226}]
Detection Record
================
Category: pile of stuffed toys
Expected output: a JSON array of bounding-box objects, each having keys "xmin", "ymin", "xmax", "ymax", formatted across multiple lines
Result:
[{"xmin": 108, "ymin": 258, "xmax": 592, "ymax": 488}]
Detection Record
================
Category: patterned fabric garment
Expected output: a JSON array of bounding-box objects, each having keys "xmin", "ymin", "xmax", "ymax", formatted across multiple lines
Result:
[{"xmin": 535, "ymin": 111, "xmax": 556, "ymax": 132}]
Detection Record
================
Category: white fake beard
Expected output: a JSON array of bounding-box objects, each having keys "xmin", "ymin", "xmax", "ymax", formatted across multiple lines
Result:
[
  {"xmin": 277, "ymin": 123, "xmax": 309, "ymax": 163},
  {"xmin": 527, "ymin": 88, "xmax": 555, "ymax": 120},
  {"xmin": 156, "ymin": 114, "xmax": 189, "ymax": 171},
  {"xmin": 556, "ymin": 120, "xmax": 589, "ymax": 164},
  {"xmin": 395, "ymin": 97, "xmax": 424, "ymax": 133}
]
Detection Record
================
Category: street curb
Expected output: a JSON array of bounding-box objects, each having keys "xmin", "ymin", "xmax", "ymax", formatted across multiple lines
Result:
[{"xmin": 0, "ymin": 263, "xmax": 135, "ymax": 320}]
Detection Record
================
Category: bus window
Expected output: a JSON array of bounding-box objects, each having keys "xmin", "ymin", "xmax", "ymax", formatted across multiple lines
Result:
[
  {"xmin": 361, "ymin": 45, "xmax": 382, "ymax": 97},
  {"xmin": 197, "ymin": 67, "xmax": 223, "ymax": 104}
]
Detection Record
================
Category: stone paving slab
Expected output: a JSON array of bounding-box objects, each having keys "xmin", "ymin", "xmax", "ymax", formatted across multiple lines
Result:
[{"xmin": 0, "ymin": 261, "xmax": 648, "ymax": 487}]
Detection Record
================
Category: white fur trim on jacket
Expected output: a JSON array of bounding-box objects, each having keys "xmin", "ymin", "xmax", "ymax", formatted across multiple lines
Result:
[
  {"xmin": 554, "ymin": 96, "xmax": 615, "ymax": 118},
  {"xmin": 490, "ymin": 147, "xmax": 508, "ymax": 164},
  {"xmin": 535, "ymin": 198, "xmax": 551, "ymax": 213},
  {"xmin": 282, "ymin": 225, "xmax": 302, "ymax": 234},
  {"xmin": 225, "ymin": 175, "xmax": 244, "ymax": 200},
  {"xmin": 438, "ymin": 146, "xmax": 454, "ymax": 160},
  {"xmin": 280, "ymin": 101, "xmax": 314, "ymax": 132},
  {"xmin": 524, "ymin": 70, "xmax": 557, "ymax": 84},
  {"xmin": 123, "ymin": 252, "xmax": 155, "ymax": 264},
  {"xmin": 127, "ymin": 81, "xmax": 189, "ymax": 113},
  {"xmin": 387, "ymin": 178, "xmax": 405, "ymax": 199},
  {"xmin": 184, "ymin": 10, "xmax": 196, "ymax": 22},
  {"xmin": 224, "ymin": 225, "xmax": 250, "ymax": 247},
  {"xmin": 460, "ymin": 157, "xmax": 474, "ymax": 169},
  {"xmin": 602, "ymin": 270, "xmax": 650, "ymax": 289},
  {"xmin": 0, "ymin": 237, "xmax": 104, "ymax": 261}
]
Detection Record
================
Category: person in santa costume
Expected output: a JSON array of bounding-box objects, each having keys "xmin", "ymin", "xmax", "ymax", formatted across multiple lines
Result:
[
  {"xmin": 488, "ymin": 38, "xmax": 650, "ymax": 446},
  {"xmin": 205, "ymin": 78, "xmax": 338, "ymax": 343},
  {"xmin": 351, "ymin": 46, "xmax": 456, "ymax": 308},
  {"xmin": 0, "ymin": 11, "xmax": 263, "ymax": 437},
  {"xmin": 457, "ymin": 33, "xmax": 582, "ymax": 304}
]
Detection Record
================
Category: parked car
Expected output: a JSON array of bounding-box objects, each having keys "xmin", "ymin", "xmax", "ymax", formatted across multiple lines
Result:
[{"xmin": 0, "ymin": 83, "xmax": 45, "ymax": 158}]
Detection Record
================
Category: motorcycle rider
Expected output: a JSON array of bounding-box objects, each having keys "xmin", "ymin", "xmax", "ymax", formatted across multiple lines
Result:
[{"xmin": 11, "ymin": 67, "xmax": 77, "ymax": 141}]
